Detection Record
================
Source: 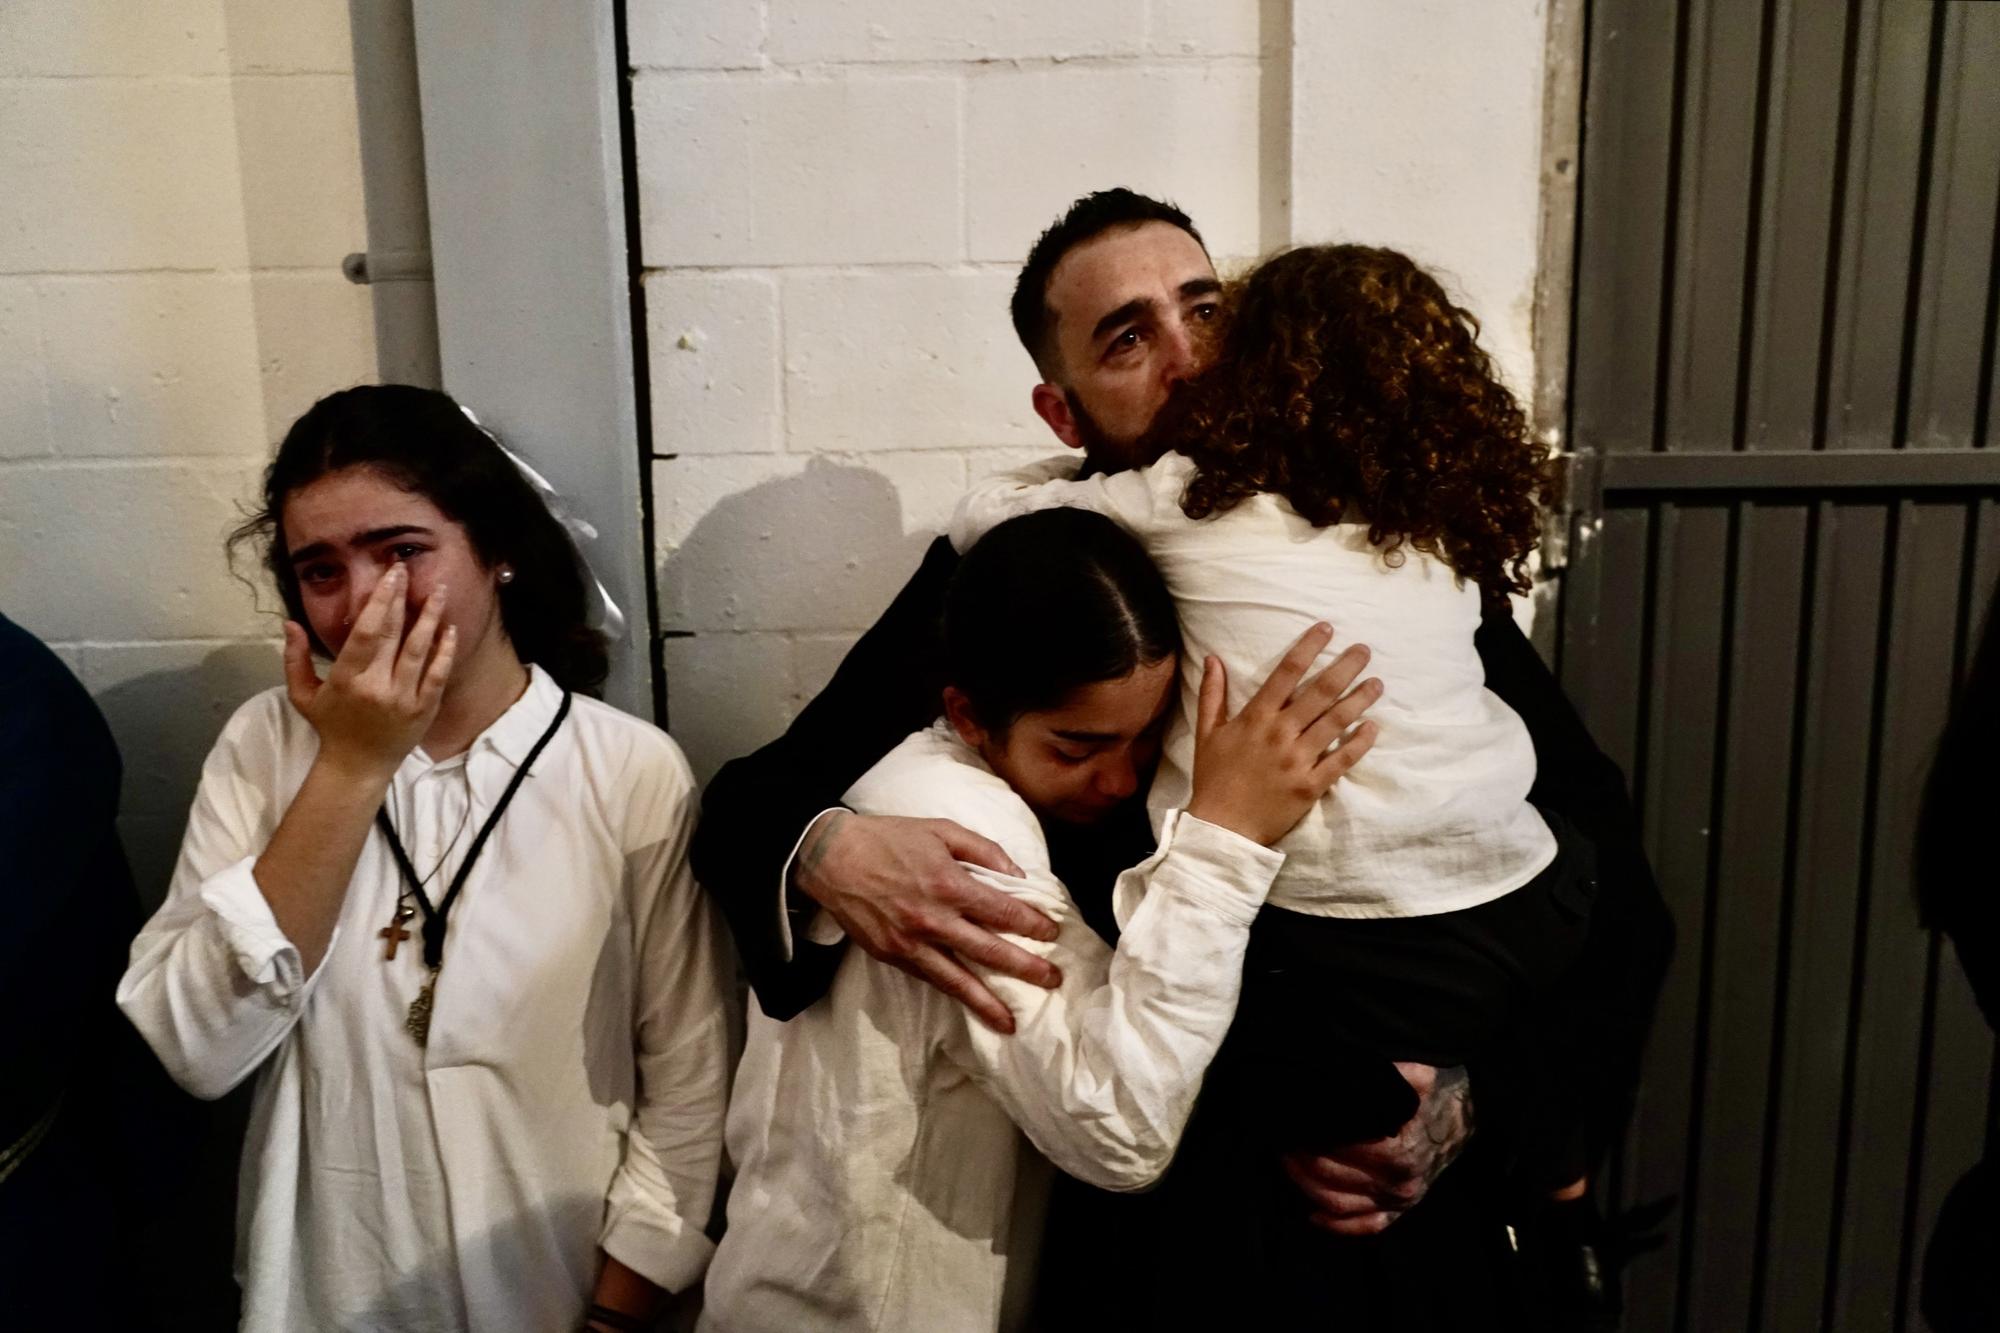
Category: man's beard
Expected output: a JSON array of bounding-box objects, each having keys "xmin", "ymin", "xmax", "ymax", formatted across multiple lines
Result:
[
  {"xmin": 1067, "ymin": 381, "xmax": 1195, "ymax": 478},
  {"xmin": 1065, "ymin": 388, "xmax": 1140, "ymax": 477}
]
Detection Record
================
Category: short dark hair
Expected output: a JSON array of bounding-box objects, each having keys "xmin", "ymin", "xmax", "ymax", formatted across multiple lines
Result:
[
  {"xmin": 1009, "ymin": 188, "xmax": 1205, "ymax": 379},
  {"xmin": 230, "ymin": 384, "xmax": 610, "ymax": 695},
  {"xmin": 943, "ymin": 508, "xmax": 1180, "ymax": 733}
]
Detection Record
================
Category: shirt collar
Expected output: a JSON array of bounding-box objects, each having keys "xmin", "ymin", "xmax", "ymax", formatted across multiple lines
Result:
[{"xmin": 475, "ymin": 662, "xmax": 566, "ymax": 769}]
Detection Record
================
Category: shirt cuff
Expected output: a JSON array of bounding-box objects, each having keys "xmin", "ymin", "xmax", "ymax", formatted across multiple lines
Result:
[
  {"xmin": 776, "ymin": 807, "xmax": 849, "ymax": 962},
  {"xmin": 1112, "ymin": 809, "xmax": 1286, "ymax": 931},
  {"xmin": 599, "ymin": 1191, "xmax": 718, "ymax": 1298},
  {"xmin": 195, "ymin": 855, "xmax": 317, "ymax": 1001}
]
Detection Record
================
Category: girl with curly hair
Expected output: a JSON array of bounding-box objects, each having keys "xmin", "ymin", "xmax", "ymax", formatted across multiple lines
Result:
[{"xmin": 952, "ymin": 244, "xmax": 1600, "ymax": 1316}]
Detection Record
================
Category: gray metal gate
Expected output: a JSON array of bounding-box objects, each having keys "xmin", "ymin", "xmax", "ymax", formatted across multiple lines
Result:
[{"xmin": 1559, "ymin": 1, "xmax": 1999, "ymax": 1329}]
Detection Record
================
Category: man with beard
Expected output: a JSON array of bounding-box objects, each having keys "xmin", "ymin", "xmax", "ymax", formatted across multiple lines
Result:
[{"xmin": 691, "ymin": 189, "xmax": 1671, "ymax": 1328}]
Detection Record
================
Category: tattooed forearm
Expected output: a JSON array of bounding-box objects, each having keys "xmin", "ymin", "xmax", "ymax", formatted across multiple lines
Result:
[
  {"xmin": 1416, "ymin": 1064, "xmax": 1474, "ymax": 1186},
  {"xmin": 797, "ymin": 810, "xmax": 849, "ymax": 882}
]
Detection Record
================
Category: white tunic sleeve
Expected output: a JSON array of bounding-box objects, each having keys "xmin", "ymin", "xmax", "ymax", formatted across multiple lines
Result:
[
  {"xmin": 948, "ymin": 452, "xmax": 1189, "ymax": 553},
  {"xmin": 116, "ymin": 692, "xmax": 331, "ymax": 1100},
  {"xmin": 938, "ymin": 808, "xmax": 1284, "ymax": 1192},
  {"xmin": 598, "ymin": 736, "xmax": 735, "ymax": 1295}
]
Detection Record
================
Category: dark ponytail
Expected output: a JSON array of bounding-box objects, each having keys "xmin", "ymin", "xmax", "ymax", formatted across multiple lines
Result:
[
  {"xmin": 229, "ymin": 384, "xmax": 609, "ymax": 696},
  {"xmin": 944, "ymin": 508, "xmax": 1180, "ymax": 731}
]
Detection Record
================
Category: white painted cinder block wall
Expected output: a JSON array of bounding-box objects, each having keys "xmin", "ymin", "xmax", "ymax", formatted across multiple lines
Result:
[
  {"xmin": 0, "ymin": 0, "xmax": 377, "ymax": 898},
  {"xmin": 632, "ymin": 0, "xmax": 1553, "ymax": 783}
]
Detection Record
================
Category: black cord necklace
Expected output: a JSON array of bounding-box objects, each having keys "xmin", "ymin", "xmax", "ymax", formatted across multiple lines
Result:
[{"xmin": 375, "ymin": 687, "xmax": 572, "ymax": 1045}]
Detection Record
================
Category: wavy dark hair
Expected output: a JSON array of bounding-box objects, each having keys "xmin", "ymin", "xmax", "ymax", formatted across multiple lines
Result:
[
  {"xmin": 945, "ymin": 508, "xmax": 1180, "ymax": 733},
  {"xmin": 229, "ymin": 384, "xmax": 609, "ymax": 695},
  {"xmin": 1145, "ymin": 244, "xmax": 1558, "ymax": 601}
]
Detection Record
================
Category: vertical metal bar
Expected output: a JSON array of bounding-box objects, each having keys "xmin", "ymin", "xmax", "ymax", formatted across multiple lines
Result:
[
  {"xmin": 1651, "ymin": 0, "xmax": 1694, "ymax": 458},
  {"xmin": 1571, "ymin": 0, "xmax": 1684, "ymax": 458},
  {"xmin": 1822, "ymin": 0, "xmax": 1938, "ymax": 452},
  {"xmin": 1758, "ymin": 500, "xmax": 1885, "ymax": 1333},
  {"xmin": 608, "ymin": 1, "xmax": 668, "ymax": 728},
  {"xmin": 1975, "ymin": 55, "xmax": 2000, "ymax": 454},
  {"xmin": 1902, "ymin": 4, "xmax": 2000, "ymax": 452},
  {"xmin": 1662, "ymin": 0, "xmax": 1768, "ymax": 453},
  {"xmin": 1748, "ymin": 498, "xmax": 1823, "ymax": 1330},
  {"xmin": 1887, "ymin": 2, "xmax": 1951, "ymax": 456},
  {"xmin": 1682, "ymin": 500, "xmax": 1808, "ymax": 1331},
  {"xmin": 1670, "ymin": 499, "xmax": 1742, "ymax": 1333},
  {"xmin": 1810, "ymin": 0, "xmax": 1868, "ymax": 454},
  {"xmin": 1820, "ymin": 497, "xmax": 1902, "ymax": 1330},
  {"xmin": 1828, "ymin": 500, "xmax": 1962, "ymax": 1327},
  {"xmin": 346, "ymin": 0, "xmax": 441, "ymax": 388},
  {"xmin": 1617, "ymin": 498, "xmax": 1678, "ymax": 1333},
  {"xmin": 409, "ymin": 1, "xmax": 652, "ymax": 714},
  {"xmin": 1742, "ymin": 0, "xmax": 1849, "ymax": 452},
  {"xmin": 1729, "ymin": 0, "xmax": 1782, "ymax": 456},
  {"xmin": 1621, "ymin": 499, "xmax": 1732, "ymax": 1333}
]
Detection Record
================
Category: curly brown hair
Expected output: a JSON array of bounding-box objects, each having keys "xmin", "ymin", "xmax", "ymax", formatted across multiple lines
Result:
[{"xmin": 1143, "ymin": 244, "xmax": 1558, "ymax": 601}]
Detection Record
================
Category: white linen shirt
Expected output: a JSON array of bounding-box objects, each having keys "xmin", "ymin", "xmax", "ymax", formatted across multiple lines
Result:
[
  {"xmin": 951, "ymin": 452, "xmax": 1557, "ymax": 919},
  {"xmin": 117, "ymin": 666, "xmax": 734, "ymax": 1333},
  {"xmin": 699, "ymin": 722, "xmax": 1285, "ymax": 1333}
]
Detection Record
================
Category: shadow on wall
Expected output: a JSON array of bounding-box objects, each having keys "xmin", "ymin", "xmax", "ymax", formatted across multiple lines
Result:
[
  {"xmin": 655, "ymin": 458, "xmax": 952, "ymax": 783},
  {"xmin": 95, "ymin": 639, "xmax": 279, "ymax": 909}
]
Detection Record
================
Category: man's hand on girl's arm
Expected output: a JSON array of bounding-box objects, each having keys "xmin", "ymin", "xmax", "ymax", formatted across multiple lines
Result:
[
  {"xmin": 791, "ymin": 809, "xmax": 1061, "ymax": 1035},
  {"xmin": 1280, "ymin": 1062, "xmax": 1473, "ymax": 1235}
]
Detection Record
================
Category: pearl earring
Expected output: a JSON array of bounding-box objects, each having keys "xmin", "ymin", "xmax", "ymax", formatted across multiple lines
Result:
[{"xmin": 497, "ymin": 566, "xmax": 516, "ymax": 585}]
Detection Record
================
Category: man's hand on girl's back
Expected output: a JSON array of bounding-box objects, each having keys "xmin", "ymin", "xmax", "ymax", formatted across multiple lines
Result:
[{"xmin": 791, "ymin": 811, "xmax": 1060, "ymax": 1035}]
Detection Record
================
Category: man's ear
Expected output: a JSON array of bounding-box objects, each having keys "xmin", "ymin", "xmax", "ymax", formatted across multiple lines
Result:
[
  {"xmin": 1031, "ymin": 383, "xmax": 1085, "ymax": 452},
  {"xmin": 942, "ymin": 686, "xmax": 990, "ymax": 752}
]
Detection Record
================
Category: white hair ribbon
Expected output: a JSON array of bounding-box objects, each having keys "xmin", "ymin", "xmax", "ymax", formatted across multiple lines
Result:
[{"xmin": 459, "ymin": 405, "xmax": 628, "ymax": 641}]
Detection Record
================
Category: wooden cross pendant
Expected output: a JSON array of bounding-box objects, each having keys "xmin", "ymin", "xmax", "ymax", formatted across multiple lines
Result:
[{"xmin": 379, "ymin": 904, "xmax": 416, "ymax": 960}]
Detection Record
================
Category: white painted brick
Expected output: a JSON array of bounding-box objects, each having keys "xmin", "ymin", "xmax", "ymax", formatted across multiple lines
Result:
[
  {"xmin": 768, "ymin": 0, "xmax": 1143, "ymax": 64},
  {"xmin": 653, "ymin": 451, "xmax": 963, "ymax": 633},
  {"xmin": 75, "ymin": 638, "xmax": 279, "ymax": 820},
  {"xmin": 1148, "ymin": 0, "xmax": 1267, "ymax": 56},
  {"xmin": 250, "ymin": 271, "xmax": 377, "ymax": 444},
  {"xmin": 0, "ymin": 81, "xmax": 249, "ymax": 273},
  {"xmin": 662, "ymin": 631, "xmax": 796, "ymax": 785},
  {"xmin": 791, "ymin": 631, "xmax": 860, "ymax": 706},
  {"xmin": 965, "ymin": 64, "xmax": 1265, "ymax": 264},
  {"xmin": 0, "ymin": 279, "xmax": 52, "ymax": 459},
  {"xmin": 633, "ymin": 74, "xmax": 960, "ymax": 266},
  {"xmin": 0, "ymin": 0, "xmax": 228, "ymax": 77},
  {"xmin": 0, "ymin": 462, "xmax": 271, "ymax": 641},
  {"xmin": 647, "ymin": 271, "xmax": 781, "ymax": 454},
  {"xmin": 222, "ymin": 0, "xmax": 354, "ymax": 73},
  {"xmin": 38, "ymin": 274, "xmax": 265, "ymax": 457},
  {"xmin": 232, "ymin": 74, "xmax": 369, "ymax": 269},
  {"xmin": 1292, "ymin": 0, "xmax": 1546, "ymax": 397},
  {"xmin": 628, "ymin": 0, "xmax": 765, "ymax": 70},
  {"xmin": 782, "ymin": 270, "xmax": 1042, "ymax": 452}
]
